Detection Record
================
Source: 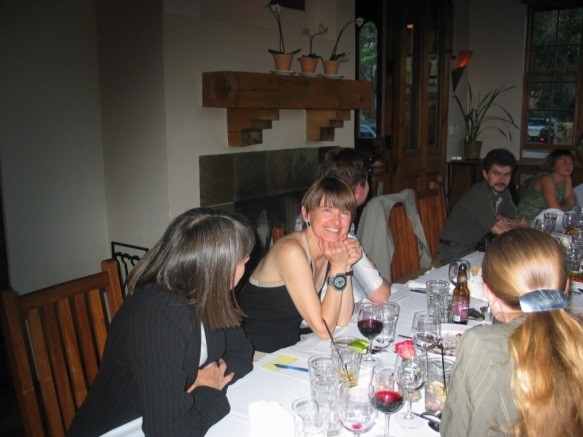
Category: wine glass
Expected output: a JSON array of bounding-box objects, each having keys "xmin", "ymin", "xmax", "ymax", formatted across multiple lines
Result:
[
  {"xmin": 448, "ymin": 259, "xmax": 470, "ymax": 286},
  {"xmin": 357, "ymin": 303, "xmax": 384, "ymax": 366},
  {"xmin": 412, "ymin": 314, "xmax": 440, "ymax": 353},
  {"xmin": 370, "ymin": 364, "xmax": 403, "ymax": 437},
  {"xmin": 394, "ymin": 346, "xmax": 427, "ymax": 429},
  {"xmin": 338, "ymin": 382, "xmax": 377, "ymax": 436}
]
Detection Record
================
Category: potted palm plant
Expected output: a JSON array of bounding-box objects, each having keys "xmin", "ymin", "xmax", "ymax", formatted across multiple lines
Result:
[{"xmin": 454, "ymin": 84, "xmax": 518, "ymax": 159}]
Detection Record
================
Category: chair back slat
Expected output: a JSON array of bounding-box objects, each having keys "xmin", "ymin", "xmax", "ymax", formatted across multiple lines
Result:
[
  {"xmin": 387, "ymin": 203, "xmax": 420, "ymax": 282},
  {"xmin": 0, "ymin": 259, "xmax": 124, "ymax": 437},
  {"xmin": 72, "ymin": 294, "xmax": 100, "ymax": 384},
  {"xmin": 417, "ymin": 178, "xmax": 447, "ymax": 260}
]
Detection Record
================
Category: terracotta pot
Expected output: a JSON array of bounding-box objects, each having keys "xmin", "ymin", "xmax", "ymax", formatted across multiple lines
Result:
[
  {"xmin": 299, "ymin": 56, "xmax": 318, "ymax": 74},
  {"xmin": 272, "ymin": 53, "xmax": 293, "ymax": 72},
  {"xmin": 463, "ymin": 140, "xmax": 482, "ymax": 159},
  {"xmin": 322, "ymin": 59, "xmax": 340, "ymax": 76}
]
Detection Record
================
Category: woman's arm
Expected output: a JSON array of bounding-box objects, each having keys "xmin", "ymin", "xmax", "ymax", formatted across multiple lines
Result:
[
  {"xmin": 270, "ymin": 238, "xmax": 349, "ymax": 338},
  {"xmin": 540, "ymin": 174, "xmax": 576, "ymax": 211},
  {"xmin": 128, "ymin": 303, "xmax": 229, "ymax": 436}
]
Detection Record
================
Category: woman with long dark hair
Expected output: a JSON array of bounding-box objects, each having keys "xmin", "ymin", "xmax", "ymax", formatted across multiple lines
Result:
[{"xmin": 69, "ymin": 208, "xmax": 255, "ymax": 436}]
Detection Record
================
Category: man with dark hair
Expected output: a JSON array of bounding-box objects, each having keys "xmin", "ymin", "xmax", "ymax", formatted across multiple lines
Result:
[
  {"xmin": 297, "ymin": 147, "xmax": 390, "ymax": 303},
  {"xmin": 438, "ymin": 148, "xmax": 528, "ymax": 265}
]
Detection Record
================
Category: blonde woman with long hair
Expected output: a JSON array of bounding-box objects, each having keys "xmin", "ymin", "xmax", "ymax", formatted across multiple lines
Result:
[{"xmin": 441, "ymin": 228, "xmax": 583, "ymax": 436}]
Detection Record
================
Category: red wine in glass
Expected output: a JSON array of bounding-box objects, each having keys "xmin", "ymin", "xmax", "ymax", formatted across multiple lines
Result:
[
  {"xmin": 370, "ymin": 390, "xmax": 404, "ymax": 413},
  {"xmin": 357, "ymin": 319, "xmax": 384, "ymax": 339}
]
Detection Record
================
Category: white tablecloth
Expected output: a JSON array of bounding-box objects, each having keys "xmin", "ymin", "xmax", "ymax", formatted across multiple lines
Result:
[{"xmin": 102, "ymin": 251, "xmax": 583, "ymax": 437}]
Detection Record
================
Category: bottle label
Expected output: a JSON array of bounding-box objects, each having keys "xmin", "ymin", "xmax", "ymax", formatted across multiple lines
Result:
[{"xmin": 452, "ymin": 297, "xmax": 469, "ymax": 322}]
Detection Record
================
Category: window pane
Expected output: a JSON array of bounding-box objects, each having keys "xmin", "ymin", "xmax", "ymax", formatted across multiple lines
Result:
[
  {"xmin": 532, "ymin": 10, "xmax": 557, "ymax": 46},
  {"xmin": 556, "ymin": 44, "xmax": 580, "ymax": 70},
  {"xmin": 557, "ymin": 8, "xmax": 582, "ymax": 45},
  {"xmin": 358, "ymin": 21, "xmax": 378, "ymax": 139},
  {"xmin": 532, "ymin": 46, "xmax": 555, "ymax": 71}
]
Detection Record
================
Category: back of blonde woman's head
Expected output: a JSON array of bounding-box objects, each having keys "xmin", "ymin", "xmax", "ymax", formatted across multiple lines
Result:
[{"xmin": 483, "ymin": 228, "xmax": 583, "ymax": 436}]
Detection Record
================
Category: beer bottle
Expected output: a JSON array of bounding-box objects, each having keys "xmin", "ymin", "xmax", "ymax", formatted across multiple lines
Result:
[{"xmin": 452, "ymin": 263, "xmax": 470, "ymax": 325}]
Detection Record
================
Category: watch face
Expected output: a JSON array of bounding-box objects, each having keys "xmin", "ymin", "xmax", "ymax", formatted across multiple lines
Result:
[{"xmin": 330, "ymin": 273, "xmax": 347, "ymax": 291}]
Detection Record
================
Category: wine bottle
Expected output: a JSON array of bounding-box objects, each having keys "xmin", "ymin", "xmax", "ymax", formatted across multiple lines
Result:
[{"xmin": 452, "ymin": 263, "xmax": 470, "ymax": 325}]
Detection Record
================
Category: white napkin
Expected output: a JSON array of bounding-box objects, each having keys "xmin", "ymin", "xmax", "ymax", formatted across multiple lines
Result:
[
  {"xmin": 407, "ymin": 272, "xmax": 486, "ymax": 301},
  {"xmin": 248, "ymin": 401, "xmax": 295, "ymax": 437}
]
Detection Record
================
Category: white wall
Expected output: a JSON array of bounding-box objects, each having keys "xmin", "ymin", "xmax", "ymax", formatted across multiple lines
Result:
[
  {"xmin": 0, "ymin": 1, "xmax": 109, "ymax": 292},
  {"xmin": 448, "ymin": 0, "xmax": 527, "ymax": 160}
]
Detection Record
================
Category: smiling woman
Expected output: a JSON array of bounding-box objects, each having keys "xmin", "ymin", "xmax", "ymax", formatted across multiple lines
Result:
[{"xmin": 239, "ymin": 177, "xmax": 360, "ymax": 355}]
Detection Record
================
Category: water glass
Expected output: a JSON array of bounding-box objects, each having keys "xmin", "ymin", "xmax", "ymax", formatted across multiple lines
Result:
[
  {"xmin": 426, "ymin": 280, "xmax": 450, "ymax": 322},
  {"xmin": 543, "ymin": 211, "xmax": 557, "ymax": 232},
  {"xmin": 534, "ymin": 218, "xmax": 551, "ymax": 233},
  {"xmin": 308, "ymin": 355, "xmax": 341, "ymax": 435},
  {"xmin": 425, "ymin": 358, "xmax": 454, "ymax": 415},
  {"xmin": 291, "ymin": 397, "xmax": 330, "ymax": 437},
  {"xmin": 563, "ymin": 211, "xmax": 578, "ymax": 233},
  {"xmin": 374, "ymin": 302, "xmax": 400, "ymax": 350}
]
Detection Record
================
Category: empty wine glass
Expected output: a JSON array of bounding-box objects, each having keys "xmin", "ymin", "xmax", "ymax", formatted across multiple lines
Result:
[
  {"xmin": 394, "ymin": 346, "xmax": 427, "ymax": 429},
  {"xmin": 357, "ymin": 303, "xmax": 384, "ymax": 366},
  {"xmin": 338, "ymin": 382, "xmax": 377, "ymax": 436},
  {"xmin": 370, "ymin": 364, "xmax": 403, "ymax": 437}
]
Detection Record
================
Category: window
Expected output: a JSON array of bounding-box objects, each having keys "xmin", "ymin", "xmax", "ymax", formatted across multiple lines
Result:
[
  {"xmin": 522, "ymin": 5, "xmax": 582, "ymax": 157},
  {"xmin": 357, "ymin": 21, "xmax": 379, "ymax": 140}
]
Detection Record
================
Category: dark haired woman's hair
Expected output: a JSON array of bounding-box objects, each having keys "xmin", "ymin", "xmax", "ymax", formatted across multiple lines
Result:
[
  {"xmin": 542, "ymin": 149, "xmax": 574, "ymax": 173},
  {"xmin": 482, "ymin": 228, "xmax": 583, "ymax": 435},
  {"xmin": 302, "ymin": 176, "xmax": 357, "ymax": 219},
  {"xmin": 126, "ymin": 208, "xmax": 255, "ymax": 330}
]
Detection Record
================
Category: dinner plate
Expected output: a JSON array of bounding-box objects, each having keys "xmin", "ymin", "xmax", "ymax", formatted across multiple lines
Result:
[
  {"xmin": 427, "ymin": 323, "xmax": 472, "ymax": 357},
  {"xmin": 299, "ymin": 72, "xmax": 321, "ymax": 77},
  {"xmin": 570, "ymin": 279, "xmax": 583, "ymax": 295},
  {"xmin": 323, "ymin": 74, "xmax": 343, "ymax": 80}
]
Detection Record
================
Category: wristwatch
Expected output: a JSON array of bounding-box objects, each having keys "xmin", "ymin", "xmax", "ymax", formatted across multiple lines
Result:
[{"xmin": 327, "ymin": 270, "xmax": 353, "ymax": 292}]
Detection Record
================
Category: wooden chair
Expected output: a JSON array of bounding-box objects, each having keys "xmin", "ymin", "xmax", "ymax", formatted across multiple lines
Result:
[
  {"xmin": 387, "ymin": 203, "xmax": 421, "ymax": 283},
  {"xmin": 0, "ymin": 259, "xmax": 124, "ymax": 437},
  {"xmin": 271, "ymin": 226, "xmax": 285, "ymax": 245},
  {"xmin": 417, "ymin": 178, "xmax": 447, "ymax": 261}
]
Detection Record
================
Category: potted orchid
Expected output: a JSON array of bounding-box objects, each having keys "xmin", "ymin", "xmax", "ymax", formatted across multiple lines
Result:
[
  {"xmin": 299, "ymin": 23, "xmax": 328, "ymax": 74},
  {"xmin": 323, "ymin": 17, "xmax": 365, "ymax": 76},
  {"xmin": 263, "ymin": 0, "xmax": 300, "ymax": 71}
]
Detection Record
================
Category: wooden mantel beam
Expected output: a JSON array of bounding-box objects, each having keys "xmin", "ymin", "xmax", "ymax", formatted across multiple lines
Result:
[{"xmin": 202, "ymin": 71, "xmax": 373, "ymax": 146}]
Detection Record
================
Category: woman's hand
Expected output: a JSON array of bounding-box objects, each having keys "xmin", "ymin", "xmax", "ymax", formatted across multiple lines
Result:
[
  {"xmin": 186, "ymin": 359, "xmax": 234, "ymax": 393},
  {"xmin": 344, "ymin": 237, "xmax": 362, "ymax": 267}
]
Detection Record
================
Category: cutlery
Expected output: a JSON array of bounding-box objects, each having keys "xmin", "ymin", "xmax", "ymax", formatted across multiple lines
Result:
[
  {"xmin": 412, "ymin": 411, "xmax": 441, "ymax": 424},
  {"xmin": 409, "ymin": 288, "xmax": 426, "ymax": 294}
]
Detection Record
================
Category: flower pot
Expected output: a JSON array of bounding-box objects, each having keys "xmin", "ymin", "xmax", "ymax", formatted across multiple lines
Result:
[
  {"xmin": 463, "ymin": 140, "xmax": 482, "ymax": 159},
  {"xmin": 272, "ymin": 53, "xmax": 293, "ymax": 72},
  {"xmin": 322, "ymin": 60, "xmax": 340, "ymax": 76},
  {"xmin": 299, "ymin": 56, "xmax": 318, "ymax": 74}
]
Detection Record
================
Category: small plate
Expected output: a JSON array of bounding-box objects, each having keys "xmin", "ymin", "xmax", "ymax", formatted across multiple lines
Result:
[
  {"xmin": 270, "ymin": 70, "xmax": 296, "ymax": 76},
  {"xmin": 323, "ymin": 74, "xmax": 344, "ymax": 80},
  {"xmin": 299, "ymin": 72, "xmax": 321, "ymax": 77},
  {"xmin": 427, "ymin": 323, "xmax": 472, "ymax": 357}
]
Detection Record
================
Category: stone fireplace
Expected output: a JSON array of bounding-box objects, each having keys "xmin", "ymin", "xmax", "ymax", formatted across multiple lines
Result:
[{"xmin": 199, "ymin": 147, "xmax": 333, "ymax": 272}]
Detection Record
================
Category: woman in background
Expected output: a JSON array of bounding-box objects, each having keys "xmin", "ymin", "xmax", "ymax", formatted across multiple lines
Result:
[
  {"xmin": 441, "ymin": 228, "xmax": 583, "ymax": 436},
  {"xmin": 518, "ymin": 149, "xmax": 576, "ymax": 222},
  {"xmin": 240, "ymin": 176, "xmax": 361, "ymax": 354},
  {"xmin": 69, "ymin": 208, "xmax": 255, "ymax": 436}
]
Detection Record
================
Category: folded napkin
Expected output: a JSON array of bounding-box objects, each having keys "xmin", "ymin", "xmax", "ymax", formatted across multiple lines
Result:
[
  {"xmin": 248, "ymin": 401, "xmax": 295, "ymax": 437},
  {"xmin": 407, "ymin": 273, "xmax": 486, "ymax": 301}
]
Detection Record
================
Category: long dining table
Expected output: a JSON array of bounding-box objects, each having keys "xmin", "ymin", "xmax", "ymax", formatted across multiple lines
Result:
[{"xmin": 103, "ymin": 250, "xmax": 583, "ymax": 437}]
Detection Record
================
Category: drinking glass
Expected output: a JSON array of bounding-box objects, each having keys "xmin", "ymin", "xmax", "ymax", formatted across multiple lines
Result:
[
  {"xmin": 338, "ymin": 382, "xmax": 377, "ymax": 436},
  {"xmin": 373, "ymin": 302, "xmax": 400, "ymax": 352},
  {"xmin": 448, "ymin": 259, "xmax": 470, "ymax": 286},
  {"xmin": 370, "ymin": 364, "xmax": 403, "ymax": 437},
  {"xmin": 543, "ymin": 211, "xmax": 557, "ymax": 232},
  {"xmin": 412, "ymin": 315, "xmax": 440, "ymax": 353},
  {"xmin": 394, "ymin": 346, "xmax": 427, "ymax": 429},
  {"xmin": 425, "ymin": 358, "xmax": 454, "ymax": 415},
  {"xmin": 563, "ymin": 211, "xmax": 578, "ymax": 233},
  {"xmin": 426, "ymin": 280, "xmax": 450, "ymax": 321},
  {"xmin": 534, "ymin": 218, "xmax": 551, "ymax": 233},
  {"xmin": 357, "ymin": 303, "xmax": 384, "ymax": 366},
  {"xmin": 291, "ymin": 397, "xmax": 329, "ymax": 437}
]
